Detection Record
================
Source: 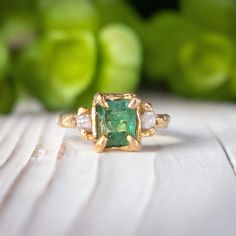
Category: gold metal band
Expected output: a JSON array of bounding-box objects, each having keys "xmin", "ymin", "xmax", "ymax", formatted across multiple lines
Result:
[
  {"xmin": 156, "ymin": 114, "xmax": 170, "ymax": 128},
  {"xmin": 57, "ymin": 113, "xmax": 77, "ymax": 128},
  {"xmin": 57, "ymin": 93, "xmax": 170, "ymax": 152}
]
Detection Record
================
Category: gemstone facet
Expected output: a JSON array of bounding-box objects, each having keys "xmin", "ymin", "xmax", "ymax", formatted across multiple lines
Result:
[
  {"xmin": 141, "ymin": 111, "xmax": 156, "ymax": 129},
  {"xmin": 96, "ymin": 99, "xmax": 137, "ymax": 147},
  {"xmin": 76, "ymin": 114, "xmax": 92, "ymax": 131}
]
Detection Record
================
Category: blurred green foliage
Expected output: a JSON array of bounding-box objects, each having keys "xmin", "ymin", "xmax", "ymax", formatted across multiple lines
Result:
[
  {"xmin": 0, "ymin": 37, "xmax": 16, "ymax": 113},
  {"xmin": 143, "ymin": 0, "xmax": 236, "ymax": 100},
  {"xmin": 0, "ymin": 0, "xmax": 236, "ymax": 113},
  {"xmin": 181, "ymin": 0, "xmax": 236, "ymax": 35},
  {"xmin": 19, "ymin": 31, "xmax": 97, "ymax": 110},
  {"xmin": 96, "ymin": 24, "xmax": 142, "ymax": 92}
]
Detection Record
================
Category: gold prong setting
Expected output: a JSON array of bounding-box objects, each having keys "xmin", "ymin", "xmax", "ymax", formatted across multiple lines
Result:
[
  {"xmin": 128, "ymin": 96, "xmax": 141, "ymax": 109},
  {"xmin": 140, "ymin": 102, "xmax": 153, "ymax": 112},
  {"xmin": 127, "ymin": 135, "xmax": 141, "ymax": 151},
  {"xmin": 94, "ymin": 93, "xmax": 109, "ymax": 109},
  {"xmin": 95, "ymin": 135, "xmax": 108, "ymax": 152},
  {"xmin": 77, "ymin": 107, "xmax": 90, "ymax": 116},
  {"xmin": 139, "ymin": 101, "xmax": 171, "ymax": 138},
  {"xmin": 139, "ymin": 102, "xmax": 157, "ymax": 137},
  {"xmin": 57, "ymin": 93, "xmax": 170, "ymax": 152},
  {"xmin": 75, "ymin": 107, "xmax": 93, "ymax": 140},
  {"xmin": 92, "ymin": 93, "xmax": 141, "ymax": 152}
]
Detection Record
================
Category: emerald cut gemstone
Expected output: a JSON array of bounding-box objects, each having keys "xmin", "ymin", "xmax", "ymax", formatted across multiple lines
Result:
[{"xmin": 96, "ymin": 99, "xmax": 137, "ymax": 147}]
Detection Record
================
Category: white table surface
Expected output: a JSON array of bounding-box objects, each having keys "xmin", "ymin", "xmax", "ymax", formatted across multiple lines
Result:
[{"xmin": 0, "ymin": 94, "xmax": 236, "ymax": 236}]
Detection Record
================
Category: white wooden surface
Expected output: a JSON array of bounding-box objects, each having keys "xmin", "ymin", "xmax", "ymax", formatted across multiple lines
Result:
[{"xmin": 0, "ymin": 94, "xmax": 236, "ymax": 236}]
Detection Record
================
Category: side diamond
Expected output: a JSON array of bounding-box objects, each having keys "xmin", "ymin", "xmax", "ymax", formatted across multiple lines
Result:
[
  {"xmin": 76, "ymin": 114, "xmax": 92, "ymax": 131},
  {"xmin": 141, "ymin": 111, "xmax": 156, "ymax": 129}
]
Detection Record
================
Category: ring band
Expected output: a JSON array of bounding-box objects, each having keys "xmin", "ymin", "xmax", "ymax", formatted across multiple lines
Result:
[{"xmin": 57, "ymin": 93, "xmax": 170, "ymax": 152}]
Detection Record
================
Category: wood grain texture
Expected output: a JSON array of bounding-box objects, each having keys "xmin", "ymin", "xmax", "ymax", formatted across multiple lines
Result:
[
  {"xmin": 0, "ymin": 115, "xmax": 65, "ymax": 236},
  {"xmin": 0, "ymin": 116, "xmax": 29, "ymax": 167},
  {"xmin": 0, "ymin": 95, "xmax": 235, "ymax": 236}
]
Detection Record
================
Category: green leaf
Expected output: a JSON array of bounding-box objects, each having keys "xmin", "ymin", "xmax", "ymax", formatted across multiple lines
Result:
[
  {"xmin": 1, "ymin": 14, "xmax": 36, "ymax": 52},
  {"xmin": 0, "ymin": 38, "xmax": 9, "ymax": 81},
  {"xmin": 181, "ymin": 0, "xmax": 236, "ymax": 36},
  {"xmin": 143, "ymin": 12, "xmax": 201, "ymax": 80},
  {"xmin": 39, "ymin": 0, "xmax": 99, "ymax": 32},
  {"xmin": 0, "ymin": 39, "xmax": 16, "ymax": 113},
  {"xmin": 19, "ymin": 30, "xmax": 97, "ymax": 110},
  {"xmin": 95, "ymin": 1, "xmax": 144, "ymax": 35},
  {"xmin": 96, "ymin": 24, "xmax": 142, "ymax": 92},
  {"xmin": 0, "ymin": 80, "xmax": 16, "ymax": 114},
  {"xmin": 169, "ymin": 32, "xmax": 235, "ymax": 98}
]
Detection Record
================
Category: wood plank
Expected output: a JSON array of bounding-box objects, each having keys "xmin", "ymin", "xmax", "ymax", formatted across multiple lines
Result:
[
  {"xmin": 0, "ymin": 96, "xmax": 235, "ymax": 236},
  {"xmin": 136, "ymin": 99, "xmax": 236, "ymax": 236},
  {"xmin": 65, "ymin": 108, "xmax": 236, "ymax": 236},
  {"xmin": 0, "ymin": 116, "xmax": 65, "ymax": 236},
  {"xmin": 69, "ymin": 152, "xmax": 156, "ymax": 236},
  {"xmin": 0, "ymin": 115, "xmax": 46, "ymax": 207},
  {"xmin": 0, "ymin": 117, "xmax": 7, "ymax": 132},
  {"xmin": 22, "ymin": 131, "xmax": 100, "ymax": 236},
  {"xmin": 193, "ymin": 102, "xmax": 236, "ymax": 174},
  {"xmin": 0, "ymin": 116, "xmax": 29, "ymax": 167}
]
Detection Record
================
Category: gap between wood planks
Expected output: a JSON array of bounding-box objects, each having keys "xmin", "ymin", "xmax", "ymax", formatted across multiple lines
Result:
[
  {"xmin": 187, "ymin": 102, "xmax": 236, "ymax": 177},
  {"xmin": 0, "ymin": 115, "xmax": 66, "ymax": 236},
  {"xmin": 207, "ymin": 126, "xmax": 236, "ymax": 176}
]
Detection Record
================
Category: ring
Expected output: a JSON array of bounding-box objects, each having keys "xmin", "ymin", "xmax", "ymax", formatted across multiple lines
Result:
[{"xmin": 57, "ymin": 93, "xmax": 170, "ymax": 152}]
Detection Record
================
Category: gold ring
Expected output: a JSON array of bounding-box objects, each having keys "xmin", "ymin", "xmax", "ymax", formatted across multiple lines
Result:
[{"xmin": 57, "ymin": 93, "xmax": 170, "ymax": 152}]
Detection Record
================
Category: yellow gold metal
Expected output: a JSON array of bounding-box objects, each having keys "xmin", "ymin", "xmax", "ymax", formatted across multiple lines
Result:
[
  {"xmin": 139, "ymin": 101, "xmax": 155, "ymax": 138},
  {"xmin": 57, "ymin": 92, "xmax": 170, "ymax": 152},
  {"xmin": 141, "ymin": 128, "xmax": 156, "ymax": 138},
  {"xmin": 140, "ymin": 102, "xmax": 153, "ymax": 112},
  {"xmin": 95, "ymin": 135, "xmax": 107, "ymax": 152},
  {"xmin": 78, "ymin": 107, "xmax": 90, "ymax": 116},
  {"xmin": 80, "ymin": 129, "xmax": 93, "ymax": 141},
  {"xmin": 128, "ymin": 97, "xmax": 141, "ymax": 109},
  {"xmin": 77, "ymin": 107, "xmax": 93, "ymax": 141},
  {"xmin": 127, "ymin": 135, "xmax": 141, "ymax": 151},
  {"xmin": 156, "ymin": 114, "xmax": 170, "ymax": 128},
  {"xmin": 57, "ymin": 114, "xmax": 77, "ymax": 128},
  {"xmin": 94, "ymin": 93, "xmax": 109, "ymax": 109},
  {"xmin": 92, "ymin": 93, "xmax": 142, "ymax": 151}
]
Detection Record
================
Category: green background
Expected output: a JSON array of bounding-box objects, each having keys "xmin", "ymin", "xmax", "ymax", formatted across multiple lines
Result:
[{"xmin": 0, "ymin": 0, "xmax": 236, "ymax": 113}]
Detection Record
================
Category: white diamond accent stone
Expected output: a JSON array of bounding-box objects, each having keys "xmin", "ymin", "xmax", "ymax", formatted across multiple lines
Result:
[
  {"xmin": 76, "ymin": 114, "xmax": 92, "ymax": 131},
  {"xmin": 141, "ymin": 111, "xmax": 156, "ymax": 129}
]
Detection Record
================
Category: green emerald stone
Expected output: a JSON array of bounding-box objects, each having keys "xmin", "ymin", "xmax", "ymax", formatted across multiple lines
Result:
[{"xmin": 96, "ymin": 99, "xmax": 137, "ymax": 147}]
